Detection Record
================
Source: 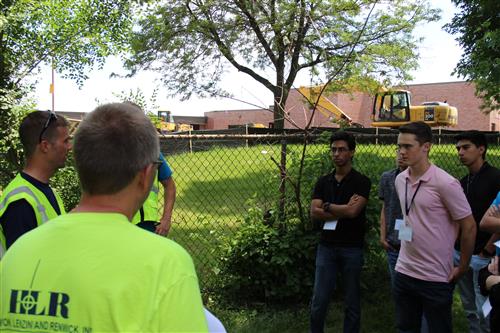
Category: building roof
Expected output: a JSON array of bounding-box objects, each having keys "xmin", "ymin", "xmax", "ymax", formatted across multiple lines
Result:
[{"xmin": 172, "ymin": 115, "xmax": 207, "ymax": 125}]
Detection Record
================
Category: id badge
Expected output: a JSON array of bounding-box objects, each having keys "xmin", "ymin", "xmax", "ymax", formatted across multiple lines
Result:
[
  {"xmin": 323, "ymin": 220, "xmax": 338, "ymax": 230},
  {"xmin": 395, "ymin": 219, "xmax": 404, "ymax": 231},
  {"xmin": 398, "ymin": 225, "xmax": 413, "ymax": 241}
]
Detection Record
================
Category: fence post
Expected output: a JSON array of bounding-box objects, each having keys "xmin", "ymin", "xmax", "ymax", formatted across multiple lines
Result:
[
  {"xmin": 245, "ymin": 124, "xmax": 249, "ymax": 148},
  {"xmin": 189, "ymin": 129, "xmax": 193, "ymax": 154},
  {"xmin": 375, "ymin": 127, "xmax": 379, "ymax": 145},
  {"xmin": 279, "ymin": 139, "xmax": 287, "ymax": 224},
  {"xmin": 438, "ymin": 127, "xmax": 442, "ymax": 145}
]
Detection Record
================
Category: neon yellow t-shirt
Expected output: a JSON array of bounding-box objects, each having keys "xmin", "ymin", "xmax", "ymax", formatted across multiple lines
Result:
[{"xmin": 0, "ymin": 212, "xmax": 208, "ymax": 333}]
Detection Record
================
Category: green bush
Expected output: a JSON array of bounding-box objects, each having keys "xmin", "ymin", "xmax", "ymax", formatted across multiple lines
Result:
[
  {"xmin": 215, "ymin": 199, "xmax": 318, "ymax": 304},
  {"xmin": 0, "ymin": 90, "xmax": 33, "ymax": 188},
  {"xmin": 52, "ymin": 154, "xmax": 81, "ymax": 211}
]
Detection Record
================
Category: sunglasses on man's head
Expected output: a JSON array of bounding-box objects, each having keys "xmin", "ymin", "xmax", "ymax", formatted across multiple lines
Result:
[{"xmin": 38, "ymin": 111, "xmax": 58, "ymax": 143}]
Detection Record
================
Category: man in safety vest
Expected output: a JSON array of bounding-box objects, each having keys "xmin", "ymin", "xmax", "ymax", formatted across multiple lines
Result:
[
  {"xmin": 0, "ymin": 111, "xmax": 71, "ymax": 257},
  {"xmin": 132, "ymin": 152, "xmax": 176, "ymax": 236}
]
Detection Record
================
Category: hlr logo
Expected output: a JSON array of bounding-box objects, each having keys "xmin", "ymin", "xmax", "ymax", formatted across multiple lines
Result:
[{"xmin": 9, "ymin": 290, "xmax": 70, "ymax": 318}]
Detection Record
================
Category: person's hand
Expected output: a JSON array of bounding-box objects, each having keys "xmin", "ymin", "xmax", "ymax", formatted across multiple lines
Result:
[
  {"xmin": 448, "ymin": 265, "xmax": 468, "ymax": 283},
  {"xmin": 155, "ymin": 218, "xmax": 172, "ymax": 236},
  {"xmin": 380, "ymin": 238, "xmax": 393, "ymax": 251},
  {"xmin": 347, "ymin": 194, "xmax": 360, "ymax": 206},
  {"xmin": 488, "ymin": 256, "xmax": 499, "ymax": 275}
]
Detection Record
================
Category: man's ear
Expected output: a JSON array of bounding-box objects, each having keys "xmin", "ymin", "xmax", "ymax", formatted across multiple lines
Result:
[
  {"xmin": 138, "ymin": 164, "xmax": 156, "ymax": 192},
  {"xmin": 38, "ymin": 140, "xmax": 50, "ymax": 153},
  {"xmin": 423, "ymin": 142, "xmax": 431, "ymax": 153},
  {"xmin": 479, "ymin": 145, "xmax": 486, "ymax": 155}
]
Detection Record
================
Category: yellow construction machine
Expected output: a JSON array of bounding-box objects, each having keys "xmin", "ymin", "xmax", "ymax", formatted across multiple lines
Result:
[
  {"xmin": 297, "ymin": 86, "xmax": 362, "ymax": 127},
  {"xmin": 371, "ymin": 90, "xmax": 458, "ymax": 128},
  {"xmin": 157, "ymin": 111, "xmax": 193, "ymax": 133}
]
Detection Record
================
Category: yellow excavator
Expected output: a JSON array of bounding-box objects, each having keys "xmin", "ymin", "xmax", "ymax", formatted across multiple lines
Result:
[
  {"xmin": 298, "ymin": 85, "xmax": 458, "ymax": 128},
  {"xmin": 371, "ymin": 89, "xmax": 458, "ymax": 128},
  {"xmin": 157, "ymin": 111, "xmax": 193, "ymax": 133},
  {"xmin": 297, "ymin": 86, "xmax": 362, "ymax": 127}
]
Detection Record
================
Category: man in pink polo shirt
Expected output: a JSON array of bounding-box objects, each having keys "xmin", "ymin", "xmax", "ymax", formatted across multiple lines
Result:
[{"xmin": 393, "ymin": 121, "xmax": 476, "ymax": 333}]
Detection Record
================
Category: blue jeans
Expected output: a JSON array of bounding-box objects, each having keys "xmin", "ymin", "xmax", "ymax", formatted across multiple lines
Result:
[
  {"xmin": 453, "ymin": 250, "xmax": 490, "ymax": 333},
  {"xmin": 394, "ymin": 272, "xmax": 454, "ymax": 333},
  {"xmin": 310, "ymin": 244, "xmax": 363, "ymax": 333}
]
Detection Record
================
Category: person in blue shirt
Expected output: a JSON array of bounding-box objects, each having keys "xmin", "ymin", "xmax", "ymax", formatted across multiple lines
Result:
[
  {"xmin": 155, "ymin": 152, "xmax": 176, "ymax": 235},
  {"xmin": 481, "ymin": 192, "xmax": 500, "ymax": 233}
]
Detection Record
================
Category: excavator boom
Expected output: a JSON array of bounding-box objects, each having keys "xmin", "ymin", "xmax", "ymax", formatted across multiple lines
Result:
[{"xmin": 297, "ymin": 86, "xmax": 353, "ymax": 124}]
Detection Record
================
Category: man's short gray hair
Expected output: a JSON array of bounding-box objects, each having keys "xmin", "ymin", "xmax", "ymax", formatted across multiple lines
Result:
[{"xmin": 73, "ymin": 103, "xmax": 160, "ymax": 195}]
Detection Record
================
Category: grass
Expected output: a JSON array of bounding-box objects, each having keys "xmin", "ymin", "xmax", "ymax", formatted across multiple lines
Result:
[{"xmin": 208, "ymin": 287, "xmax": 468, "ymax": 332}]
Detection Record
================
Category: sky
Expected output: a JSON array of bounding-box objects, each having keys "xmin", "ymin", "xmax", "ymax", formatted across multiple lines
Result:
[{"xmin": 33, "ymin": 0, "xmax": 463, "ymax": 117}]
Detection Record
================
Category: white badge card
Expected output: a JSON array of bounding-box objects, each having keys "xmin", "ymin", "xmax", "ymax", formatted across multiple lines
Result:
[
  {"xmin": 323, "ymin": 220, "xmax": 338, "ymax": 230},
  {"xmin": 482, "ymin": 297, "xmax": 492, "ymax": 317},
  {"xmin": 395, "ymin": 219, "xmax": 404, "ymax": 231},
  {"xmin": 398, "ymin": 225, "xmax": 413, "ymax": 241}
]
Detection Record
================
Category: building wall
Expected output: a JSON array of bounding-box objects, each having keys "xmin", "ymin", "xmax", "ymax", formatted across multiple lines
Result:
[
  {"xmin": 203, "ymin": 81, "xmax": 499, "ymax": 131},
  {"xmin": 205, "ymin": 109, "xmax": 273, "ymax": 130},
  {"xmin": 285, "ymin": 81, "xmax": 497, "ymax": 131}
]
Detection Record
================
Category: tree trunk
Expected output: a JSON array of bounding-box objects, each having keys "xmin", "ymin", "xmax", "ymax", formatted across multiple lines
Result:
[{"xmin": 273, "ymin": 87, "xmax": 289, "ymax": 130}]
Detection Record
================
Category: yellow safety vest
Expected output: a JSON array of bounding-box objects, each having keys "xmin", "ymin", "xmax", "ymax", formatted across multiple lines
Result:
[
  {"xmin": 131, "ymin": 178, "xmax": 160, "ymax": 224},
  {"xmin": 0, "ymin": 174, "xmax": 66, "ymax": 257}
]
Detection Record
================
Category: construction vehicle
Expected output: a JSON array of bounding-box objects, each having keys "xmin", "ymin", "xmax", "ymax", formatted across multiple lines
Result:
[
  {"xmin": 297, "ymin": 86, "xmax": 363, "ymax": 127},
  {"xmin": 371, "ymin": 90, "xmax": 458, "ymax": 128},
  {"xmin": 157, "ymin": 111, "xmax": 193, "ymax": 133}
]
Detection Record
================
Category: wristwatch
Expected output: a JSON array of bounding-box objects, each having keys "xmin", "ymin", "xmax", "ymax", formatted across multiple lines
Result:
[{"xmin": 323, "ymin": 202, "xmax": 331, "ymax": 213}]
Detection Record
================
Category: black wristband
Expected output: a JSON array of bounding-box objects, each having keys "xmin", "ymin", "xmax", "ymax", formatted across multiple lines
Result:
[{"xmin": 323, "ymin": 202, "xmax": 331, "ymax": 213}]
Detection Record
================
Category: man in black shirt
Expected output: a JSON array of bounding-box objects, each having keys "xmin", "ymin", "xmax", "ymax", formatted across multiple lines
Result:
[
  {"xmin": 310, "ymin": 131, "xmax": 371, "ymax": 333},
  {"xmin": 0, "ymin": 111, "xmax": 71, "ymax": 256},
  {"xmin": 454, "ymin": 130, "xmax": 500, "ymax": 333}
]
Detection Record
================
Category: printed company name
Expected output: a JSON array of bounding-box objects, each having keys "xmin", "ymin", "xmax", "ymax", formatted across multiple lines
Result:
[{"xmin": 9, "ymin": 289, "xmax": 70, "ymax": 318}]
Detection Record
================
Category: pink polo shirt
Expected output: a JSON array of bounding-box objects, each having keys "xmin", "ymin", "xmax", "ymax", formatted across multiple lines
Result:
[{"xmin": 395, "ymin": 164, "xmax": 472, "ymax": 282}]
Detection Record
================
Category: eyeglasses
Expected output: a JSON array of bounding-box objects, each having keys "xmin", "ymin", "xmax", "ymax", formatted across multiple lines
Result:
[
  {"xmin": 331, "ymin": 147, "xmax": 349, "ymax": 153},
  {"xmin": 39, "ymin": 111, "xmax": 58, "ymax": 143}
]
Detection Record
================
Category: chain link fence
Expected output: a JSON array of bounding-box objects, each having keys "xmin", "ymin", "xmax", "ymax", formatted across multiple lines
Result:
[{"xmin": 156, "ymin": 129, "xmax": 500, "ymax": 289}]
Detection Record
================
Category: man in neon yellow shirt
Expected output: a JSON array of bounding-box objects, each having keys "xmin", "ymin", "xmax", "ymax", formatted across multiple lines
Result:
[{"xmin": 0, "ymin": 103, "xmax": 208, "ymax": 333}]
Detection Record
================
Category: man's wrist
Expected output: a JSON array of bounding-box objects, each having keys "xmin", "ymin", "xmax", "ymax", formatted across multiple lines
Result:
[
  {"xmin": 481, "ymin": 248, "xmax": 495, "ymax": 258},
  {"xmin": 322, "ymin": 202, "xmax": 331, "ymax": 213}
]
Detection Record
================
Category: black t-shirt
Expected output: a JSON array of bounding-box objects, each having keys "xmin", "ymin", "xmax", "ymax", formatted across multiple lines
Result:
[
  {"xmin": 455, "ymin": 162, "xmax": 500, "ymax": 254},
  {"xmin": 312, "ymin": 168, "xmax": 371, "ymax": 248},
  {"xmin": 0, "ymin": 172, "xmax": 61, "ymax": 249}
]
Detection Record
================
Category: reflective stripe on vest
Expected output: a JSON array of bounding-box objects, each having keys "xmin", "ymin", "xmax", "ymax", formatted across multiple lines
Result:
[
  {"xmin": 0, "ymin": 186, "xmax": 50, "ymax": 223},
  {"xmin": 0, "ymin": 175, "xmax": 65, "ymax": 259}
]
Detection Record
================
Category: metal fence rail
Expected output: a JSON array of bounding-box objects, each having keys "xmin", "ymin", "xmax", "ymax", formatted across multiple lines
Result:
[{"xmin": 157, "ymin": 130, "xmax": 500, "ymax": 288}]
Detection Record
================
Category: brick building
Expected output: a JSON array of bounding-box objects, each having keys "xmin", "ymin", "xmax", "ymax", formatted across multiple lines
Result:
[{"xmin": 203, "ymin": 81, "xmax": 500, "ymax": 131}]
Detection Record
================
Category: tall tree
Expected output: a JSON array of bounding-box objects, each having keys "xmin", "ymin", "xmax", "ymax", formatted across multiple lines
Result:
[
  {"xmin": 126, "ymin": 0, "xmax": 439, "ymax": 129},
  {"xmin": 445, "ymin": 0, "xmax": 500, "ymax": 111},
  {"xmin": 0, "ymin": 0, "xmax": 133, "ymax": 184}
]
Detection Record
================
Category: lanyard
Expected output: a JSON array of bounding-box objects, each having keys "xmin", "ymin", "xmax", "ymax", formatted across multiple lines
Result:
[{"xmin": 405, "ymin": 178, "xmax": 422, "ymax": 216}]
